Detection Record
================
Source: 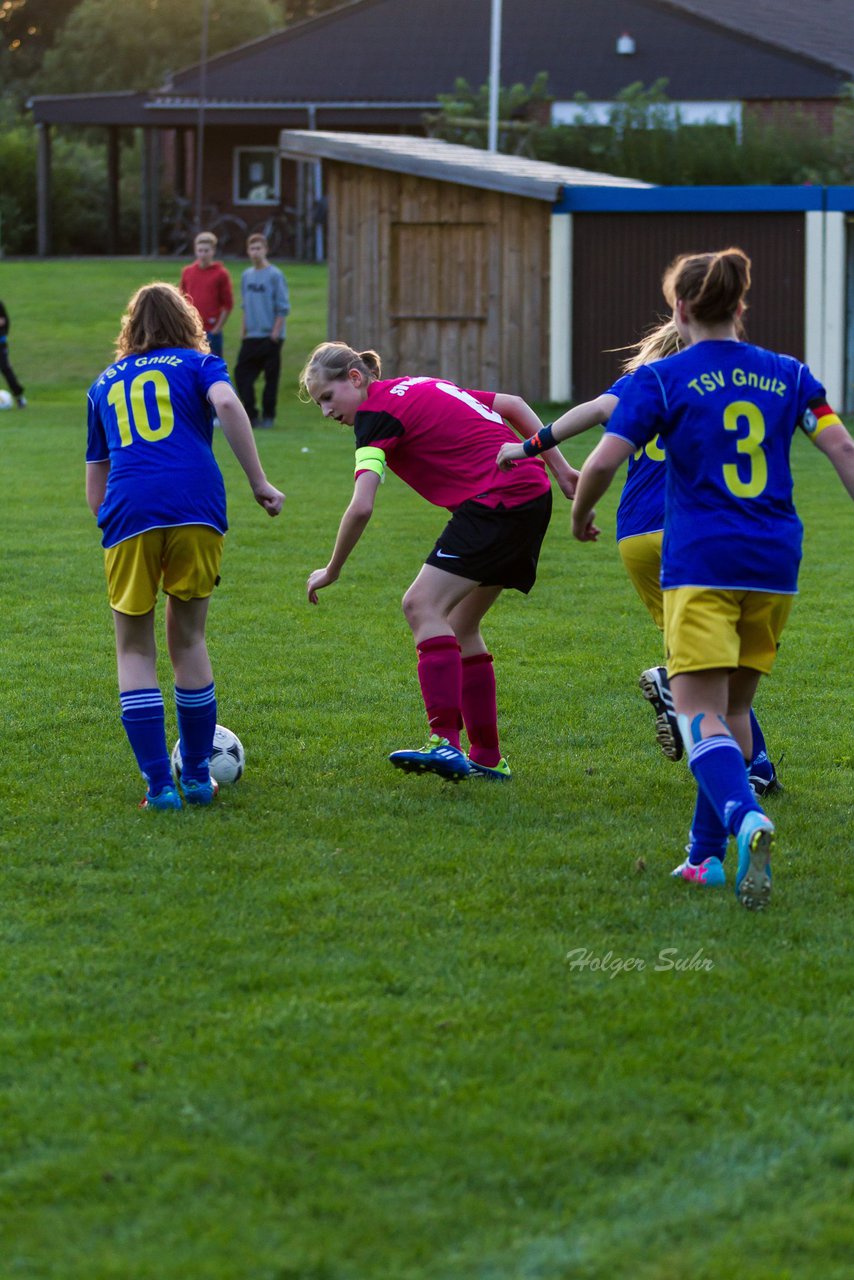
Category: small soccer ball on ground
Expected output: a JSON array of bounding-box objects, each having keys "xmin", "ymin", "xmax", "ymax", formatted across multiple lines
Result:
[
  {"xmin": 172, "ymin": 724, "xmax": 245, "ymax": 785},
  {"xmin": 0, "ymin": 390, "xmax": 13, "ymax": 410}
]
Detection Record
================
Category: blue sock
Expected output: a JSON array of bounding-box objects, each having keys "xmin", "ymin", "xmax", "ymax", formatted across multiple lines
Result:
[
  {"xmin": 687, "ymin": 787, "xmax": 729, "ymax": 865},
  {"xmin": 175, "ymin": 682, "xmax": 216, "ymax": 784},
  {"xmin": 748, "ymin": 708, "xmax": 775, "ymax": 781},
  {"xmin": 689, "ymin": 734, "xmax": 762, "ymax": 837},
  {"xmin": 120, "ymin": 688, "xmax": 172, "ymax": 794}
]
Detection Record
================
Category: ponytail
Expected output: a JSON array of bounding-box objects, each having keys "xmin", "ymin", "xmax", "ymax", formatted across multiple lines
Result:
[
  {"xmin": 299, "ymin": 341, "xmax": 381, "ymax": 400},
  {"xmin": 662, "ymin": 247, "xmax": 751, "ymax": 326}
]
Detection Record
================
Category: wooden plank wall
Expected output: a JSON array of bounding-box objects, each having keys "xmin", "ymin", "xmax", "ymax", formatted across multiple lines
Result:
[
  {"xmin": 570, "ymin": 211, "xmax": 807, "ymax": 402},
  {"xmin": 326, "ymin": 163, "xmax": 551, "ymax": 401}
]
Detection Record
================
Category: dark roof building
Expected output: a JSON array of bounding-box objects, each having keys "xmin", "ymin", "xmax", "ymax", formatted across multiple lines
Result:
[{"xmin": 28, "ymin": 0, "xmax": 854, "ymax": 254}]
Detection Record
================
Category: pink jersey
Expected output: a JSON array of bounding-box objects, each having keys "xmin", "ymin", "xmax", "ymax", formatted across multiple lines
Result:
[{"xmin": 353, "ymin": 377, "xmax": 550, "ymax": 510}]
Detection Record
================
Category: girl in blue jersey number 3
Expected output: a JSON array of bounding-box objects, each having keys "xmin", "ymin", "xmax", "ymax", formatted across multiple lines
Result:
[
  {"xmin": 572, "ymin": 248, "xmax": 854, "ymax": 910},
  {"xmin": 499, "ymin": 318, "xmax": 781, "ymax": 795},
  {"xmin": 86, "ymin": 283, "xmax": 284, "ymax": 809}
]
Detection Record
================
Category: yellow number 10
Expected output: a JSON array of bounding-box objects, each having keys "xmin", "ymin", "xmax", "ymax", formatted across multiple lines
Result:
[
  {"xmin": 107, "ymin": 370, "xmax": 175, "ymax": 446},
  {"xmin": 722, "ymin": 400, "xmax": 767, "ymax": 498}
]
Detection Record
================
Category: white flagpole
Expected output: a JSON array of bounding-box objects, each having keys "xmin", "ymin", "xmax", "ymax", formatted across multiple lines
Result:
[
  {"xmin": 487, "ymin": 0, "xmax": 502, "ymax": 152},
  {"xmin": 194, "ymin": 0, "xmax": 210, "ymax": 229}
]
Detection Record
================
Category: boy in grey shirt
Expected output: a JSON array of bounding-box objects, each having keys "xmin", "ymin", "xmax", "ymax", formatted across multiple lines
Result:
[{"xmin": 235, "ymin": 234, "xmax": 290, "ymax": 428}]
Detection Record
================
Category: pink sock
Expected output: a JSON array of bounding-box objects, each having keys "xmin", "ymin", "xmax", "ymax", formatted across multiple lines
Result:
[
  {"xmin": 416, "ymin": 635, "xmax": 463, "ymax": 747},
  {"xmin": 462, "ymin": 652, "xmax": 501, "ymax": 767}
]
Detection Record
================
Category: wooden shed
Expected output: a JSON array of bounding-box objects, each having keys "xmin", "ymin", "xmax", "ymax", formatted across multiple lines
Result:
[
  {"xmin": 279, "ymin": 131, "xmax": 649, "ymax": 403},
  {"xmin": 280, "ymin": 130, "xmax": 850, "ymax": 408}
]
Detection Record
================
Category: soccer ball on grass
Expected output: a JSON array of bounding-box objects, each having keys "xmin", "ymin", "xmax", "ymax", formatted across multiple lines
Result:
[
  {"xmin": 172, "ymin": 723, "xmax": 245, "ymax": 785},
  {"xmin": 0, "ymin": 390, "xmax": 13, "ymax": 410}
]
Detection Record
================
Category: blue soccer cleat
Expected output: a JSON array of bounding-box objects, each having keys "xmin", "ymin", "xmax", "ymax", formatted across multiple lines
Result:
[
  {"xmin": 468, "ymin": 756, "xmax": 512, "ymax": 781},
  {"xmin": 181, "ymin": 776, "xmax": 220, "ymax": 806},
  {"xmin": 389, "ymin": 735, "xmax": 472, "ymax": 781},
  {"xmin": 671, "ymin": 855, "xmax": 726, "ymax": 887},
  {"xmin": 140, "ymin": 783, "xmax": 182, "ymax": 811},
  {"xmin": 735, "ymin": 811, "xmax": 774, "ymax": 910},
  {"xmin": 638, "ymin": 666, "xmax": 683, "ymax": 762}
]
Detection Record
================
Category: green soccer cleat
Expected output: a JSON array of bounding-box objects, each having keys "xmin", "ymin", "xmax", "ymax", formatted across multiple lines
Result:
[
  {"xmin": 389, "ymin": 735, "xmax": 472, "ymax": 781},
  {"xmin": 468, "ymin": 757, "xmax": 512, "ymax": 780}
]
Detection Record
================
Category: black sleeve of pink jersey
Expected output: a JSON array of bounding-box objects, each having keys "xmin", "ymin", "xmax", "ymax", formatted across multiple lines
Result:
[{"xmin": 354, "ymin": 408, "xmax": 405, "ymax": 451}]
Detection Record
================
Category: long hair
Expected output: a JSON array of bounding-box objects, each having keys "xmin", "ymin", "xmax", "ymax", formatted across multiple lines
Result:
[
  {"xmin": 115, "ymin": 283, "xmax": 209, "ymax": 358},
  {"xmin": 619, "ymin": 318, "xmax": 682, "ymax": 374},
  {"xmin": 661, "ymin": 247, "xmax": 751, "ymax": 326},
  {"xmin": 298, "ymin": 341, "xmax": 382, "ymax": 402}
]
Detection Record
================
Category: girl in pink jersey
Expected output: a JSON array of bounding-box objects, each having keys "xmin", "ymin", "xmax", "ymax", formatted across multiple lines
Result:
[{"xmin": 301, "ymin": 341, "xmax": 578, "ymax": 780}]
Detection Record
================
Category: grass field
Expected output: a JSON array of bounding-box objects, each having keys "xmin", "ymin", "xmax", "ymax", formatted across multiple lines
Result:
[{"xmin": 0, "ymin": 258, "xmax": 852, "ymax": 1280}]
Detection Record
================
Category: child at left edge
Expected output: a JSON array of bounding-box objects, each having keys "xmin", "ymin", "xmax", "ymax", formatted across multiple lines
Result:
[
  {"xmin": 0, "ymin": 298, "xmax": 27, "ymax": 407},
  {"xmin": 86, "ymin": 283, "xmax": 285, "ymax": 809}
]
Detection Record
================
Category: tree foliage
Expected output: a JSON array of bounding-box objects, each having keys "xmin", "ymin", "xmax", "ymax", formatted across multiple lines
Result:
[
  {"xmin": 429, "ymin": 74, "xmax": 854, "ymax": 186},
  {"xmin": 0, "ymin": 97, "xmax": 144, "ymax": 254},
  {"xmin": 37, "ymin": 0, "xmax": 283, "ymax": 94},
  {"xmin": 426, "ymin": 74, "xmax": 552, "ymax": 153},
  {"xmin": 280, "ymin": 0, "xmax": 358, "ymax": 23}
]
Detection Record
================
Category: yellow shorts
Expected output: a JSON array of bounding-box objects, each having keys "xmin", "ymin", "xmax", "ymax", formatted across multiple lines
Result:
[
  {"xmin": 618, "ymin": 531, "xmax": 664, "ymax": 631},
  {"xmin": 104, "ymin": 526, "xmax": 224, "ymax": 616},
  {"xmin": 664, "ymin": 587, "xmax": 794, "ymax": 677}
]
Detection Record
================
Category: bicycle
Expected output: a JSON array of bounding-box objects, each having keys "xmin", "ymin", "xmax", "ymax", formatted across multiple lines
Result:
[
  {"xmin": 248, "ymin": 205, "xmax": 299, "ymax": 258},
  {"xmin": 166, "ymin": 196, "xmax": 248, "ymax": 257}
]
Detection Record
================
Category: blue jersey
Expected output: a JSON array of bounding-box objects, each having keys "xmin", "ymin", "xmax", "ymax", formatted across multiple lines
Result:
[
  {"xmin": 605, "ymin": 340, "xmax": 828, "ymax": 593},
  {"xmin": 86, "ymin": 348, "xmax": 230, "ymax": 549},
  {"xmin": 606, "ymin": 374, "xmax": 666, "ymax": 542}
]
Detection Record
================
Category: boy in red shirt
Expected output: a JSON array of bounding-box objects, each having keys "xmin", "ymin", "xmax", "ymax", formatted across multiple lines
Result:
[{"xmin": 179, "ymin": 232, "xmax": 234, "ymax": 358}]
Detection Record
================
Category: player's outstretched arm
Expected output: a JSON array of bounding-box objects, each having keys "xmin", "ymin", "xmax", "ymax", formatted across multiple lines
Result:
[
  {"xmin": 552, "ymin": 393, "xmax": 619, "ymax": 443},
  {"xmin": 209, "ymin": 382, "xmax": 285, "ymax": 516},
  {"xmin": 814, "ymin": 421, "xmax": 854, "ymax": 500},
  {"xmin": 492, "ymin": 393, "xmax": 579, "ymax": 500},
  {"xmin": 307, "ymin": 470, "xmax": 382, "ymax": 604},
  {"xmin": 495, "ymin": 393, "xmax": 619, "ymax": 472}
]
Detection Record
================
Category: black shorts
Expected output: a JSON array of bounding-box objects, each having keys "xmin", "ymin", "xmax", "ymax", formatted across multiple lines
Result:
[{"xmin": 424, "ymin": 490, "xmax": 553, "ymax": 594}]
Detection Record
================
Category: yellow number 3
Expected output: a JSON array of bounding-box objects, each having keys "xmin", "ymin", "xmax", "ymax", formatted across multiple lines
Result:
[
  {"xmin": 722, "ymin": 400, "xmax": 767, "ymax": 498},
  {"xmin": 107, "ymin": 370, "xmax": 175, "ymax": 446}
]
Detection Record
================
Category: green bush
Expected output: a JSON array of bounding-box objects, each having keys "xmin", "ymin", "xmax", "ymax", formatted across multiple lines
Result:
[
  {"xmin": 0, "ymin": 101, "xmax": 141, "ymax": 254},
  {"xmin": 532, "ymin": 81, "xmax": 838, "ymax": 184},
  {"xmin": 429, "ymin": 75, "xmax": 851, "ymax": 186}
]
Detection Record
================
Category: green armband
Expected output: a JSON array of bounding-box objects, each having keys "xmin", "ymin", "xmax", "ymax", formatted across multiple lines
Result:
[{"xmin": 354, "ymin": 446, "xmax": 386, "ymax": 479}]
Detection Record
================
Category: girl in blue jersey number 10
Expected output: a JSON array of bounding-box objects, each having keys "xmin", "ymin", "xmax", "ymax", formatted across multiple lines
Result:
[
  {"xmin": 572, "ymin": 247, "xmax": 854, "ymax": 910},
  {"xmin": 498, "ymin": 319, "xmax": 781, "ymax": 795},
  {"xmin": 86, "ymin": 283, "xmax": 285, "ymax": 809}
]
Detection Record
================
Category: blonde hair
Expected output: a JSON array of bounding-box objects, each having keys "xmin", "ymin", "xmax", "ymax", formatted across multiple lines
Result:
[
  {"xmin": 115, "ymin": 283, "xmax": 209, "ymax": 358},
  {"xmin": 194, "ymin": 231, "xmax": 217, "ymax": 250},
  {"xmin": 299, "ymin": 341, "xmax": 382, "ymax": 401},
  {"xmin": 662, "ymin": 246, "xmax": 751, "ymax": 325},
  {"xmin": 620, "ymin": 318, "xmax": 682, "ymax": 373},
  {"xmin": 246, "ymin": 233, "xmax": 268, "ymax": 251}
]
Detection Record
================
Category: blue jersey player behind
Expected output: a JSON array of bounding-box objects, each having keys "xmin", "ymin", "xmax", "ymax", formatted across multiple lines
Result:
[
  {"xmin": 571, "ymin": 247, "xmax": 854, "ymax": 910},
  {"xmin": 498, "ymin": 318, "xmax": 781, "ymax": 794},
  {"xmin": 86, "ymin": 283, "xmax": 285, "ymax": 809}
]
